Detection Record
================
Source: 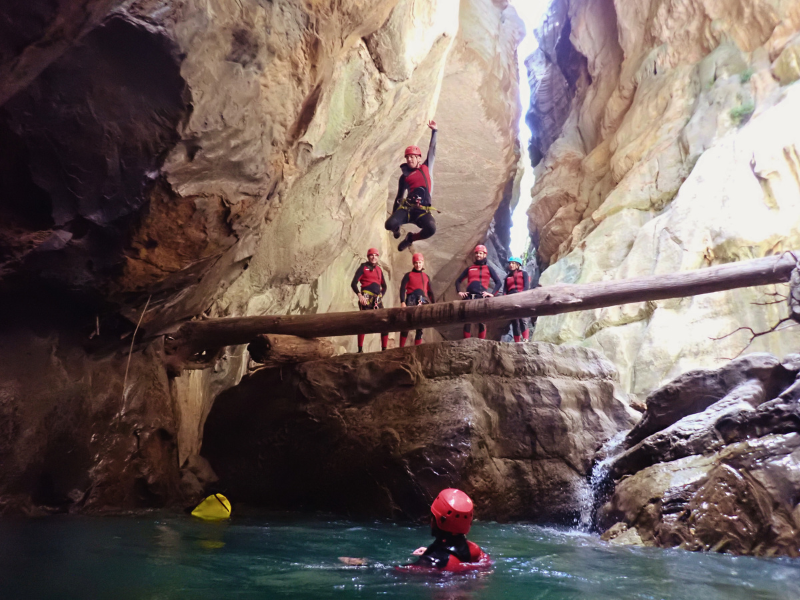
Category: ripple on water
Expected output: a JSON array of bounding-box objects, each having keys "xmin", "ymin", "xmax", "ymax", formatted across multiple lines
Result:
[{"xmin": 0, "ymin": 516, "xmax": 799, "ymax": 600}]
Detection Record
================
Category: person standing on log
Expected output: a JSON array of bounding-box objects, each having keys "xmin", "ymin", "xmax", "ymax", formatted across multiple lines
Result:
[
  {"xmin": 455, "ymin": 244, "xmax": 503, "ymax": 339},
  {"xmin": 351, "ymin": 248, "xmax": 388, "ymax": 353},
  {"xmin": 503, "ymin": 256, "xmax": 530, "ymax": 342},
  {"xmin": 385, "ymin": 120, "xmax": 438, "ymax": 252},
  {"xmin": 398, "ymin": 252, "xmax": 435, "ymax": 347}
]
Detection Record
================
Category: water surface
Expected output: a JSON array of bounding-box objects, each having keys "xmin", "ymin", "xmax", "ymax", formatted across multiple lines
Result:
[{"xmin": 1, "ymin": 515, "xmax": 799, "ymax": 599}]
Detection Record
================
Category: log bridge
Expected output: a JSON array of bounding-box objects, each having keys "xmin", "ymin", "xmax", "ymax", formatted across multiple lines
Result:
[{"xmin": 164, "ymin": 252, "xmax": 800, "ymax": 369}]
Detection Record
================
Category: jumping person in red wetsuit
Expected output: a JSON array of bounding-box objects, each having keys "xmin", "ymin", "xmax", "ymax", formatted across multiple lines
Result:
[
  {"xmin": 402, "ymin": 489, "xmax": 489, "ymax": 572},
  {"xmin": 454, "ymin": 245, "xmax": 503, "ymax": 339},
  {"xmin": 503, "ymin": 256, "xmax": 530, "ymax": 342},
  {"xmin": 398, "ymin": 252, "xmax": 435, "ymax": 347},
  {"xmin": 351, "ymin": 248, "xmax": 388, "ymax": 353},
  {"xmin": 385, "ymin": 120, "xmax": 438, "ymax": 252}
]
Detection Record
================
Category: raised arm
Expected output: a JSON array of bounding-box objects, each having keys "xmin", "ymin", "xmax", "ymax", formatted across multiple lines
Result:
[{"xmin": 424, "ymin": 121, "xmax": 438, "ymax": 171}]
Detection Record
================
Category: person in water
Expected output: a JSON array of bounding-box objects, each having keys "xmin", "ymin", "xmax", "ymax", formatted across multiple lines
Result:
[
  {"xmin": 407, "ymin": 488, "xmax": 487, "ymax": 570},
  {"xmin": 503, "ymin": 256, "xmax": 530, "ymax": 342},
  {"xmin": 398, "ymin": 252, "xmax": 435, "ymax": 347},
  {"xmin": 454, "ymin": 244, "xmax": 503, "ymax": 339},
  {"xmin": 385, "ymin": 120, "xmax": 438, "ymax": 252},
  {"xmin": 351, "ymin": 247, "xmax": 388, "ymax": 353}
]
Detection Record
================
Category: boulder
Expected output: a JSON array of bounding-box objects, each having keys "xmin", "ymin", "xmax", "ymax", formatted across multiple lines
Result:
[
  {"xmin": 625, "ymin": 353, "xmax": 795, "ymax": 447},
  {"xmin": 202, "ymin": 340, "xmax": 639, "ymax": 521},
  {"xmin": 597, "ymin": 352, "xmax": 800, "ymax": 557}
]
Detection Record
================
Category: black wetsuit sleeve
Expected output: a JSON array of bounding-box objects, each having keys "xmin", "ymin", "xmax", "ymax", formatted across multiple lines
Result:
[
  {"xmin": 455, "ymin": 268, "xmax": 470, "ymax": 293},
  {"xmin": 414, "ymin": 553, "xmax": 447, "ymax": 569},
  {"xmin": 502, "ymin": 272, "xmax": 511, "ymax": 295},
  {"xmin": 381, "ymin": 271, "xmax": 387, "ymax": 296},
  {"xmin": 425, "ymin": 129, "xmax": 438, "ymax": 172},
  {"xmin": 393, "ymin": 175, "xmax": 407, "ymax": 213},
  {"xmin": 489, "ymin": 266, "xmax": 503, "ymax": 295},
  {"xmin": 351, "ymin": 266, "xmax": 364, "ymax": 295},
  {"xmin": 399, "ymin": 273, "xmax": 410, "ymax": 303},
  {"xmin": 522, "ymin": 271, "xmax": 530, "ymax": 291}
]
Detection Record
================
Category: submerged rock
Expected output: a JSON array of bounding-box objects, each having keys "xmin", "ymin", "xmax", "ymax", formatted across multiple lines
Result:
[
  {"xmin": 202, "ymin": 340, "xmax": 639, "ymax": 521},
  {"xmin": 597, "ymin": 353, "xmax": 800, "ymax": 557}
]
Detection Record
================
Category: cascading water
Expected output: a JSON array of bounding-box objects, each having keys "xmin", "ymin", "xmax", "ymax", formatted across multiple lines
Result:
[{"xmin": 576, "ymin": 431, "xmax": 628, "ymax": 530}]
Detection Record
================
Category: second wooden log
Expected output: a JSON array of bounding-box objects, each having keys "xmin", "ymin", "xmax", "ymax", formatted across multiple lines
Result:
[{"xmin": 247, "ymin": 334, "xmax": 335, "ymax": 366}]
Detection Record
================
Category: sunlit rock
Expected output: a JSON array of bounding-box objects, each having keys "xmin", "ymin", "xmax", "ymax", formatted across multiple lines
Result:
[{"xmin": 527, "ymin": 0, "xmax": 800, "ymax": 395}]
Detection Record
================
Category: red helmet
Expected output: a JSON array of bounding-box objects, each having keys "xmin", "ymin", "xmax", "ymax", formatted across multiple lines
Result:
[
  {"xmin": 430, "ymin": 488, "xmax": 474, "ymax": 535},
  {"xmin": 405, "ymin": 145, "xmax": 422, "ymax": 157},
  {"xmin": 474, "ymin": 244, "xmax": 487, "ymax": 254},
  {"xmin": 367, "ymin": 248, "xmax": 379, "ymax": 257},
  {"xmin": 412, "ymin": 253, "xmax": 424, "ymax": 263}
]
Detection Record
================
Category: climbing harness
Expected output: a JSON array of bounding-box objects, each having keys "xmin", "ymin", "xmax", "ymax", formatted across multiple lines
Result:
[{"xmin": 361, "ymin": 289, "xmax": 384, "ymax": 309}]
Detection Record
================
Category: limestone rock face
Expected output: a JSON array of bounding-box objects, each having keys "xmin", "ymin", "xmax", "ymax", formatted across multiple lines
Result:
[
  {"xmin": 527, "ymin": 0, "xmax": 800, "ymax": 395},
  {"xmin": 0, "ymin": 0, "xmax": 523, "ymax": 512},
  {"xmin": 596, "ymin": 352, "xmax": 800, "ymax": 557},
  {"xmin": 202, "ymin": 340, "xmax": 639, "ymax": 521}
]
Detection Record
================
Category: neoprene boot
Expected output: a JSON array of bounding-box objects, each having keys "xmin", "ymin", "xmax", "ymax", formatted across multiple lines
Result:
[{"xmin": 398, "ymin": 233, "xmax": 414, "ymax": 252}]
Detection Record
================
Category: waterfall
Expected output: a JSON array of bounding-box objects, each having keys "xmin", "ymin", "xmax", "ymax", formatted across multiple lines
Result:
[{"xmin": 576, "ymin": 431, "xmax": 628, "ymax": 530}]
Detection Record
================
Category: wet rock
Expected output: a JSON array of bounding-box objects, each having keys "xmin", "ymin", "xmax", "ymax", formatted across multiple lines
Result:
[
  {"xmin": 597, "ymin": 453, "xmax": 716, "ymax": 540},
  {"xmin": 625, "ymin": 353, "xmax": 794, "ymax": 447},
  {"xmin": 0, "ymin": 327, "xmax": 186, "ymax": 515},
  {"xmin": 610, "ymin": 379, "xmax": 767, "ymax": 479},
  {"xmin": 202, "ymin": 340, "xmax": 639, "ymax": 521},
  {"xmin": 600, "ymin": 522, "xmax": 647, "ymax": 547},
  {"xmin": 598, "ymin": 353, "xmax": 800, "ymax": 557},
  {"xmin": 656, "ymin": 434, "xmax": 800, "ymax": 556}
]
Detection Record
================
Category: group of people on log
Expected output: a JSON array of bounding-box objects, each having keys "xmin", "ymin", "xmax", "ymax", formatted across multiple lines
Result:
[{"xmin": 350, "ymin": 120, "xmax": 530, "ymax": 353}]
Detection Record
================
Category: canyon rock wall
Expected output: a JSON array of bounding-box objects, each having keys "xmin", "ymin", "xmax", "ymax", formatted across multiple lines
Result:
[
  {"xmin": 526, "ymin": 0, "xmax": 800, "ymax": 395},
  {"xmin": 202, "ymin": 340, "xmax": 639, "ymax": 521},
  {"xmin": 0, "ymin": 0, "xmax": 522, "ymax": 513}
]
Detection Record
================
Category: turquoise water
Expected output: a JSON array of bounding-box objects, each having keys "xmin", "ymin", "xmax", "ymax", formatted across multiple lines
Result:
[{"xmin": 2, "ymin": 515, "xmax": 799, "ymax": 599}]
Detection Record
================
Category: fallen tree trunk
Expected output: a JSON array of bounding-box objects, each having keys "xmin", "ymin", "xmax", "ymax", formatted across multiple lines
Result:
[
  {"xmin": 167, "ymin": 252, "xmax": 799, "ymax": 360},
  {"xmin": 248, "ymin": 334, "xmax": 335, "ymax": 365}
]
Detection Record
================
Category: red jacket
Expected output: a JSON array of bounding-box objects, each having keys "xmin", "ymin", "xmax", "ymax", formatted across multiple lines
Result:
[
  {"xmin": 351, "ymin": 263, "xmax": 387, "ymax": 296},
  {"xmin": 399, "ymin": 270, "xmax": 435, "ymax": 303},
  {"xmin": 504, "ymin": 270, "xmax": 529, "ymax": 294}
]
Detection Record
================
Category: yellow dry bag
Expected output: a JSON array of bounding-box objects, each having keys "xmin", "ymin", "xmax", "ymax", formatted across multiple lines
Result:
[{"xmin": 191, "ymin": 494, "xmax": 232, "ymax": 520}]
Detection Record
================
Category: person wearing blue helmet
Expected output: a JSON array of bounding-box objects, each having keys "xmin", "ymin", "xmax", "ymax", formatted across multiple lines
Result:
[{"xmin": 503, "ymin": 256, "xmax": 530, "ymax": 342}]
